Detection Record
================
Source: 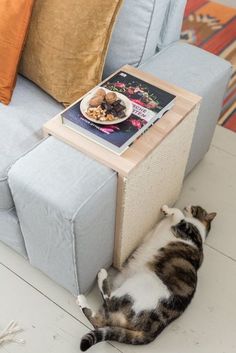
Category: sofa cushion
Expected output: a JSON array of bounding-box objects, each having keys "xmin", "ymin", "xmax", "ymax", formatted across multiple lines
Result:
[
  {"xmin": 0, "ymin": 75, "xmax": 62, "ymax": 210},
  {"xmin": 0, "ymin": 0, "xmax": 34, "ymax": 105},
  {"xmin": 19, "ymin": 0, "xmax": 123, "ymax": 106},
  {"xmin": 157, "ymin": 0, "xmax": 187, "ymax": 50},
  {"xmin": 103, "ymin": 0, "xmax": 187, "ymax": 77}
]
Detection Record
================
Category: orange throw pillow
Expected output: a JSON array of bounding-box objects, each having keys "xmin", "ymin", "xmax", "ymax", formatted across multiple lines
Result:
[{"xmin": 0, "ymin": 0, "xmax": 34, "ymax": 105}]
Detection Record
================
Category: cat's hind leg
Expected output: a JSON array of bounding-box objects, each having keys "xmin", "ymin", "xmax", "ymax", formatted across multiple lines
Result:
[
  {"xmin": 161, "ymin": 205, "xmax": 184, "ymax": 224},
  {"xmin": 76, "ymin": 295, "xmax": 106, "ymax": 328}
]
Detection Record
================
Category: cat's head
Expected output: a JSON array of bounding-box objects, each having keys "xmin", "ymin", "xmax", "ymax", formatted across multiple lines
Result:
[{"xmin": 184, "ymin": 205, "xmax": 217, "ymax": 235}]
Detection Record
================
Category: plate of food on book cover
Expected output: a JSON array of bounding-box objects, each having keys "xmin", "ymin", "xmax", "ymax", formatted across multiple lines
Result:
[{"xmin": 80, "ymin": 88, "xmax": 133, "ymax": 125}]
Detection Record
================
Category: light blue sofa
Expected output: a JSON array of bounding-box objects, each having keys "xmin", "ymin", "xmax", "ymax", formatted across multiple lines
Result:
[{"xmin": 0, "ymin": 0, "xmax": 232, "ymax": 294}]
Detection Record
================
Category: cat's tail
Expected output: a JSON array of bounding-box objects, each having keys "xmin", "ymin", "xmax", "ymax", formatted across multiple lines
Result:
[{"xmin": 80, "ymin": 326, "xmax": 158, "ymax": 351}]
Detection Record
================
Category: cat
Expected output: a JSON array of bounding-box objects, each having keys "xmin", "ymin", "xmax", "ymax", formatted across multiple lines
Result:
[{"xmin": 77, "ymin": 204, "xmax": 216, "ymax": 351}]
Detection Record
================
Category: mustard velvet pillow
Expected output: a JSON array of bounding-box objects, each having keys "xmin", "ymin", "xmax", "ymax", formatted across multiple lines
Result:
[{"xmin": 19, "ymin": 0, "xmax": 123, "ymax": 106}]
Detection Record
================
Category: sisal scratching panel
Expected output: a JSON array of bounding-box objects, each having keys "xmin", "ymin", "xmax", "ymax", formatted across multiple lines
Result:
[{"xmin": 114, "ymin": 104, "xmax": 200, "ymax": 268}]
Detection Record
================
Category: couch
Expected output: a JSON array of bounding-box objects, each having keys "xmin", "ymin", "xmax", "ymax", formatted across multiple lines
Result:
[{"xmin": 0, "ymin": 0, "xmax": 232, "ymax": 294}]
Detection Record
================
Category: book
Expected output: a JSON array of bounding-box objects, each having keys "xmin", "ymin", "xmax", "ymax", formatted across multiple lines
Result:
[{"xmin": 61, "ymin": 71, "xmax": 176, "ymax": 155}]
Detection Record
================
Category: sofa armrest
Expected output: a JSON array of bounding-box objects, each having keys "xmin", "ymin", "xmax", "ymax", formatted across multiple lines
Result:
[
  {"xmin": 8, "ymin": 137, "xmax": 117, "ymax": 294},
  {"xmin": 139, "ymin": 42, "xmax": 232, "ymax": 174}
]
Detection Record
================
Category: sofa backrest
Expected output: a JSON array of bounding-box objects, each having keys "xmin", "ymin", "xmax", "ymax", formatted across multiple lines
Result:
[{"xmin": 103, "ymin": 0, "xmax": 187, "ymax": 78}]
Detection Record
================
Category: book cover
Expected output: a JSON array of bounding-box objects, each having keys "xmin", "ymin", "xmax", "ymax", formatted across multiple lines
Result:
[{"xmin": 61, "ymin": 71, "xmax": 176, "ymax": 154}]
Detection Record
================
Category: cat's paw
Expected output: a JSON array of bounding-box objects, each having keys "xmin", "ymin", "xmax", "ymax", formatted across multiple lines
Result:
[
  {"xmin": 98, "ymin": 268, "xmax": 108, "ymax": 280},
  {"xmin": 183, "ymin": 205, "xmax": 191, "ymax": 216},
  {"xmin": 76, "ymin": 294, "xmax": 88, "ymax": 309},
  {"xmin": 97, "ymin": 268, "xmax": 108, "ymax": 289},
  {"xmin": 161, "ymin": 205, "xmax": 170, "ymax": 216}
]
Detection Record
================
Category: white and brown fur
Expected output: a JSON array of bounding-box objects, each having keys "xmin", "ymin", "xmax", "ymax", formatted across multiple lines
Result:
[{"xmin": 77, "ymin": 205, "xmax": 216, "ymax": 351}]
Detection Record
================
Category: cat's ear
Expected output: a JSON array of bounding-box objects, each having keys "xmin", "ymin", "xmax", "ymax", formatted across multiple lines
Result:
[{"xmin": 205, "ymin": 212, "xmax": 217, "ymax": 222}]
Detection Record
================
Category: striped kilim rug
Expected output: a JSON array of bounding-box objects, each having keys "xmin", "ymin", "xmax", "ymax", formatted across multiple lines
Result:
[{"xmin": 181, "ymin": 0, "xmax": 236, "ymax": 132}]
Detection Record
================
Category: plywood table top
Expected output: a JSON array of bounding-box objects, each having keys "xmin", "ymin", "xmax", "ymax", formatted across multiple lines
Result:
[{"xmin": 43, "ymin": 65, "xmax": 201, "ymax": 177}]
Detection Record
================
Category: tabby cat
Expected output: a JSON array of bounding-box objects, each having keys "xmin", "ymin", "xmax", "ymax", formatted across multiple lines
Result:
[{"xmin": 77, "ymin": 204, "xmax": 216, "ymax": 351}]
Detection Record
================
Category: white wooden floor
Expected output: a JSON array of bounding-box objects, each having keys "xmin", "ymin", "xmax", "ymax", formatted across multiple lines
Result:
[{"xmin": 1, "ymin": 125, "xmax": 236, "ymax": 353}]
